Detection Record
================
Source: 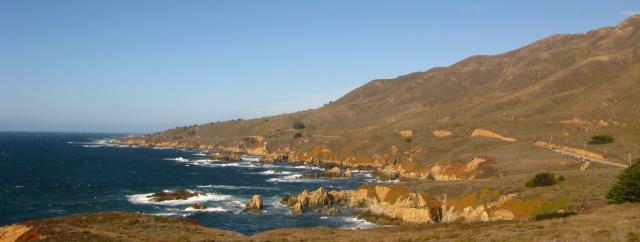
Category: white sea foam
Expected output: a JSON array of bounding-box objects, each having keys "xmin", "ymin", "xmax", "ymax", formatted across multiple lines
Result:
[
  {"xmin": 127, "ymin": 191, "xmax": 231, "ymax": 206},
  {"xmin": 240, "ymin": 155, "xmax": 262, "ymax": 162},
  {"xmin": 164, "ymin": 157, "xmax": 189, "ymax": 162},
  {"xmin": 259, "ymin": 169, "xmax": 293, "ymax": 175},
  {"xmin": 267, "ymin": 174, "xmax": 304, "ymax": 183},
  {"xmin": 341, "ymin": 217, "xmax": 379, "ymax": 229},
  {"xmin": 194, "ymin": 152, "xmax": 208, "ymax": 156},
  {"xmin": 184, "ymin": 206, "xmax": 227, "ymax": 213},
  {"xmin": 291, "ymin": 165, "xmax": 324, "ymax": 170},
  {"xmin": 195, "ymin": 184, "xmax": 278, "ymax": 191}
]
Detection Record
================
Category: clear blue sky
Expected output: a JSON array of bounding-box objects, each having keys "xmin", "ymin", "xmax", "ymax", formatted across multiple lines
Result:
[{"xmin": 1, "ymin": 1, "xmax": 638, "ymax": 133}]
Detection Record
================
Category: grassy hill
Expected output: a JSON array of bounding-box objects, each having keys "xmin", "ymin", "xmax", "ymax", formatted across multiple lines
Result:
[{"xmin": 123, "ymin": 15, "xmax": 640, "ymax": 176}]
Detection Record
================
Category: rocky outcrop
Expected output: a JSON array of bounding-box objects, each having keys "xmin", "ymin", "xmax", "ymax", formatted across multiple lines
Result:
[
  {"xmin": 149, "ymin": 190, "xmax": 204, "ymax": 202},
  {"xmin": 432, "ymin": 130, "xmax": 452, "ymax": 138},
  {"xmin": 283, "ymin": 185, "xmax": 568, "ymax": 225},
  {"xmin": 245, "ymin": 195, "xmax": 263, "ymax": 211},
  {"xmin": 471, "ymin": 129, "xmax": 516, "ymax": 142},
  {"xmin": 300, "ymin": 167, "xmax": 353, "ymax": 179},
  {"xmin": 210, "ymin": 153, "xmax": 241, "ymax": 161},
  {"xmin": 374, "ymin": 157, "xmax": 500, "ymax": 181}
]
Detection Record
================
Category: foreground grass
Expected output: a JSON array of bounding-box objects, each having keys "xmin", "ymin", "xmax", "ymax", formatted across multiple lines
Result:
[{"xmin": 3, "ymin": 203, "xmax": 639, "ymax": 241}]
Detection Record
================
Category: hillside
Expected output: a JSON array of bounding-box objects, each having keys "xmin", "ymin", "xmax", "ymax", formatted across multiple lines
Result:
[{"xmin": 122, "ymin": 15, "xmax": 640, "ymax": 175}]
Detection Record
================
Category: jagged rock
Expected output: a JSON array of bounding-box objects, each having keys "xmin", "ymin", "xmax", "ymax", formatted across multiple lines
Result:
[
  {"xmin": 149, "ymin": 190, "xmax": 204, "ymax": 202},
  {"xmin": 344, "ymin": 169, "xmax": 353, "ymax": 178},
  {"xmin": 245, "ymin": 195, "xmax": 263, "ymax": 211},
  {"xmin": 300, "ymin": 167, "xmax": 353, "ymax": 179},
  {"xmin": 325, "ymin": 207, "xmax": 341, "ymax": 216},
  {"xmin": 210, "ymin": 153, "xmax": 241, "ymax": 161},
  {"xmin": 325, "ymin": 167, "xmax": 341, "ymax": 177},
  {"xmin": 292, "ymin": 201, "xmax": 303, "ymax": 215}
]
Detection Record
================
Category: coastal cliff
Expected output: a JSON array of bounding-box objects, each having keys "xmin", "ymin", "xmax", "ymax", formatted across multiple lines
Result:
[{"xmin": 280, "ymin": 184, "xmax": 568, "ymax": 224}]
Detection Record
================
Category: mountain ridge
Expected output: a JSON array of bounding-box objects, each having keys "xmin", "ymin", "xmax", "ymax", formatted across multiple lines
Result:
[{"xmin": 121, "ymin": 15, "xmax": 640, "ymax": 172}]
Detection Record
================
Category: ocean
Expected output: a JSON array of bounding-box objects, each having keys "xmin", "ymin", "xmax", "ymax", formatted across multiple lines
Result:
[{"xmin": 0, "ymin": 132, "xmax": 382, "ymax": 234}]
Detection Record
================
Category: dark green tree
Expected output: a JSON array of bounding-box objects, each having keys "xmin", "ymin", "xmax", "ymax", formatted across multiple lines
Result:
[
  {"xmin": 292, "ymin": 121, "xmax": 306, "ymax": 129},
  {"xmin": 526, "ymin": 172, "xmax": 557, "ymax": 187},
  {"xmin": 588, "ymin": 134, "xmax": 614, "ymax": 145},
  {"xmin": 607, "ymin": 160, "xmax": 640, "ymax": 204}
]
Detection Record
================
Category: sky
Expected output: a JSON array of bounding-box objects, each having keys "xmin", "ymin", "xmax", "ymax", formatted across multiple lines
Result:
[{"xmin": 1, "ymin": 1, "xmax": 638, "ymax": 133}]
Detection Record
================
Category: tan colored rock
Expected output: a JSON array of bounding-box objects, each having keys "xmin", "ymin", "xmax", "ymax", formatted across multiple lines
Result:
[
  {"xmin": 491, "ymin": 209, "xmax": 515, "ymax": 221},
  {"xmin": 399, "ymin": 130, "xmax": 413, "ymax": 138},
  {"xmin": 0, "ymin": 224, "xmax": 33, "ymax": 241},
  {"xmin": 245, "ymin": 195, "xmax": 263, "ymax": 211},
  {"xmin": 344, "ymin": 169, "xmax": 353, "ymax": 178},
  {"xmin": 432, "ymin": 130, "xmax": 452, "ymax": 137},
  {"xmin": 292, "ymin": 201, "xmax": 303, "ymax": 215},
  {"xmin": 471, "ymin": 129, "xmax": 516, "ymax": 142},
  {"xmin": 326, "ymin": 167, "xmax": 341, "ymax": 177}
]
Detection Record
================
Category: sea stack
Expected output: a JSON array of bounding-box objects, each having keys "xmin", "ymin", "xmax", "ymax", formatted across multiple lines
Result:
[{"xmin": 245, "ymin": 195, "xmax": 264, "ymax": 211}]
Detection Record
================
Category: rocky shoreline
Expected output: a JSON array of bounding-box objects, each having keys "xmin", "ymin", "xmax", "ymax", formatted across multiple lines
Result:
[{"xmin": 111, "ymin": 137, "xmax": 569, "ymax": 226}]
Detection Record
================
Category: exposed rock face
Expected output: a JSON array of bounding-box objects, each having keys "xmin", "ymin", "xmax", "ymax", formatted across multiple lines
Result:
[
  {"xmin": 292, "ymin": 202, "xmax": 303, "ymax": 215},
  {"xmin": 210, "ymin": 153, "xmax": 241, "ymax": 161},
  {"xmin": 344, "ymin": 169, "xmax": 353, "ymax": 178},
  {"xmin": 535, "ymin": 141, "xmax": 605, "ymax": 160},
  {"xmin": 300, "ymin": 167, "xmax": 354, "ymax": 179},
  {"xmin": 374, "ymin": 157, "xmax": 500, "ymax": 181},
  {"xmin": 283, "ymin": 184, "xmax": 566, "ymax": 225},
  {"xmin": 471, "ymin": 129, "xmax": 516, "ymax": 142},
  {"xmin": 245, "ymin": 195, "xmax": 263, "ymax": 211},
  {"xmin": 432, "ymin": 130, "xmax": 452, "ymax": 138},
  {"xmin": 149, "ymin": 190, "xmax": 204, "ymax": 202}
]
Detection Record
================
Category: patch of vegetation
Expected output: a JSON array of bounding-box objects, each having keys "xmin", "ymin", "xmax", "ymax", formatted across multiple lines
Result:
[
  {"xmin": 626, "ymin": 232, "xmax": 640, "ymax": 242},
  {"xmin": 557, "ymin": 175, "xmax": 565, "ymax": 181},
  {"xmin": 588, "ymin": 134, "xmax": 614, "ymax": 145},
  {"xmin": 525, "ymin": 172, "xmax": 557, "ymax": 187},
  {"xmin": 293, "ymin": 132, "xmax": 303, "ymax": 139},
  {"xmin": 186, "ymin": 130, "xmax": 196, "ymax": 136},
  {"xmin": 293, "ymin": 121, "xmax": 306, "ymax": 129},
  {"xmin": 533, "ymin": 211, "xmax": 577, "ymax": 221},
  {"xmin": 606, "ymin": 160, "xmax": 640, "ymax": 204},
  {"xmin": 404, "ymin": 137, "xmax": 413, "ymax": 143}
]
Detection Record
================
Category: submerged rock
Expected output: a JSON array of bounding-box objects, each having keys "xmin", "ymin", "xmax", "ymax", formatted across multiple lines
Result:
[
  {"xmin": 149, "ymin": 190, "xmax": 204, "ymax": 202},
  {"xmin": 324, "ymin": 207, "xmax": 341, "ymax": 216},
  {"xmin": 300, "ymin": 167, "xmax": 353, "ymax": 179},
  {"xmin": 245, "ymin": 195, "xmax": 264, "ymax": 211},
  {"xmin": 190, "ymin": 203, "xmax": 206, "ymax": 210}
]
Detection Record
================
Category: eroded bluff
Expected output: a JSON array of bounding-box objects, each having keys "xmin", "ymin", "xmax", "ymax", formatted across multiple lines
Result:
[{"xmin": 282, "ymin": 184, "xmax": 568, "ymax": 224}]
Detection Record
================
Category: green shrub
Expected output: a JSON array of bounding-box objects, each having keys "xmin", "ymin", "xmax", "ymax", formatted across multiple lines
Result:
[
  {"xmin": 525, "ymin": 180, "xmax": 536, "ymax": 187},
  {"xmin": 293, "ymin": 132, "xmax": 303, "ymax": 139},
  {"xmin": 533, "ymin": 211, "xmax": 577, "ymax": 221},
  {"xmin": 404, "ymin": 137, "xmax": 413, "ymax": 143},
  {"xmin": 606, "ymin": 160, "xmax": 640, "ymax": 204},
  {"xmin": 526, "ymin": 172, "xmax": 557, "ymax": 187},
  {"xmin": 557, "ymin": 175, "xmax": 565, "ymax": 181},
  {"xmin": 293, "ymin": 121, "xmax": 306, "ymax": 129},
  {"xmin": 588, "ymin": 134, "xmax": 614, "ymax": 145}
]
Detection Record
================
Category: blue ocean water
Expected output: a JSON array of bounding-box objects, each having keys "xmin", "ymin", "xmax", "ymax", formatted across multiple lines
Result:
[{"xmin": 0, "ymin": 132, "xmax": 382, "ymax": 234}]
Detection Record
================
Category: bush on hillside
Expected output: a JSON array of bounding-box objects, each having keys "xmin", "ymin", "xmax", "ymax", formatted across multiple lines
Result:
[
  {"xmin": 588, "ymin": 134, "xmax": 614, "ymax": 145},
  {"xmin": 606, "ymin": 160, "xmax": 640, "ymax": 204},
  {"xmin": 533, "ymin": 211, "xmax": 577, "ymax": 221},
  {"xmin": 293, "ymin": 132, "xmax": 303, "ymax": 139},
  {"xmin": 557, "ymin": 175, "xmax": 565, "ymax": 181},
  {"xmin": 525, "ymin": 172, "xmax": 557, "ymax": 187},
  {"xmin": 293, "ymin": 121, "xmax": 306, "ymax": 130}
]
